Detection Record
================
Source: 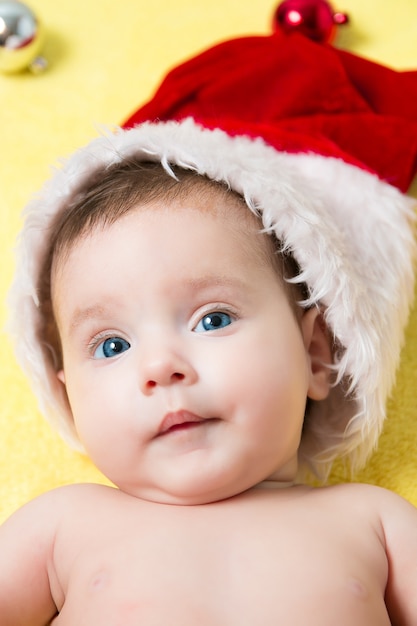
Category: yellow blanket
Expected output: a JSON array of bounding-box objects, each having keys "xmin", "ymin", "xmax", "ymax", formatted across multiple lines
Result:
[{"xmin": 0, "ymin": 0, "xmax": 416, "ymax": 523}]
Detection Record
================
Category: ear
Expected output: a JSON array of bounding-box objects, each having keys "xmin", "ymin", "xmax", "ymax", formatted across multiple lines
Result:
[
  {"xmin": 300, "ymin": 307, "xmax": 332, "ymax": 401},
  {"xmin": 55, "ymin": 368, "xmax": 76, "ymax": 427}
]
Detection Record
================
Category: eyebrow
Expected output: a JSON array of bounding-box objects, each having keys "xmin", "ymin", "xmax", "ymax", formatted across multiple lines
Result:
[
  {"xmin": 68, "ymin": 304, "xmax": 112, "ymax": 334},
  {"xmin": 66, "ymin": 276, "xmax": 249, "ymax": 334},
  {"xmin": 185, "ymin": 275, "xmax": 249, "ymax": 292}
]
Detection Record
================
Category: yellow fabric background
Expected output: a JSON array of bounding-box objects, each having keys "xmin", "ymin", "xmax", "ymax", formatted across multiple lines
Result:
[{"xmin": 0, "ymin": 0, "xmax": 416, "ymax": 524}]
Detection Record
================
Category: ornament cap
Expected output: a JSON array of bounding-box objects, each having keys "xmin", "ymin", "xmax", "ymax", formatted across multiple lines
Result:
[{"xmin": 272, "ymin": 0, "xmax": 349, "ymax": 43}]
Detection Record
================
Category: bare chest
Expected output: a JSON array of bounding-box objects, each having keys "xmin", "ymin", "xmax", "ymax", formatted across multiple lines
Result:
[{"xmin": 50, "ymin": 492, "xmax": 390, "ymax": 626}]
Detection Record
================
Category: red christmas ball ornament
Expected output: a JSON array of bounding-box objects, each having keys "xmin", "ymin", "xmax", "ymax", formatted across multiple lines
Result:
[{"xmin": 273, "ymin": 0, "xmax": 348, "ymax": 43}]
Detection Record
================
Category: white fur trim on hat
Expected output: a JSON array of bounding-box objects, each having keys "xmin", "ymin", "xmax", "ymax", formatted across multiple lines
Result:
[{"xmin": 8, "ymin": 119, "xmax": 416, "ymax": 476}]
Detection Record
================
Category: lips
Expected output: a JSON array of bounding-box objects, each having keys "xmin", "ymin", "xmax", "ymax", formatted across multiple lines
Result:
[{"xmin": 157, "ymin": 410, "xmax": 207, "ymax": 436}]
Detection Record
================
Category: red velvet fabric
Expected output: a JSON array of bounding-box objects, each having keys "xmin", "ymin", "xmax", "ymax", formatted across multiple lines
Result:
[{"xmin": 124, "ymin": 31, "xmax": 417, "ymax": 192}]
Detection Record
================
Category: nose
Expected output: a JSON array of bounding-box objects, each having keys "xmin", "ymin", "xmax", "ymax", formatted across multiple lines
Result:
[{"xmin": 138, "ymin": 342, "xmax": 198, "ymax": 395}]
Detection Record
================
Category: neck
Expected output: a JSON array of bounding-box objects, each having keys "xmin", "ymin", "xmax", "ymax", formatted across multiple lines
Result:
[{"xmin": 254, "ymin": 479, "xmax": 296, "ymax": 489}]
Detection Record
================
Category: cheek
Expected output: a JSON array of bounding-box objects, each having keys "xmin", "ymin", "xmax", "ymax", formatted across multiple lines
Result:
[
  {"xmin": 239, "ymin": 319, "xmax": 307, "ymax": 378},
  {"xmin": 199, "ymin": 323, "xmax": 309, "ymax": 413},
  {"xmin": 63, "ymin": 368, "xmax": 120, "ymax": 447},
  {"xmin": 242, "ymin": 329, "xmax": 309, "ymax": 446}
]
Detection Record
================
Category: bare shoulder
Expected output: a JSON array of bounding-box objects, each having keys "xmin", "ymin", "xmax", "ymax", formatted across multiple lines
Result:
[
  {"xmin": 333, "ymin": 482, "xmax": 417, "ymax": 513},
  {"xmin": 3, "ymin": 481, "xmax": 116, "ymax": 512},
  {"xmin": 0, "ymin": 485, "xmax": 119, "ymax": 626},
  {"xmin": 310, "ymin": 482, "xmax": 417, "ymax": 618},
  {"xmin": 297, "ymin": 482, "xmax": 417, "ymax": 531},
  {"xmin": 307, "ymin": 481, "xmax": 415, "ymax": 509},
  {"xmin": 0, "ymin": 482, "xmax": 123, "ymax": 536},
  {"xmin": 326, "ymin": 484, "xmax": 417, "ymax": 625}
]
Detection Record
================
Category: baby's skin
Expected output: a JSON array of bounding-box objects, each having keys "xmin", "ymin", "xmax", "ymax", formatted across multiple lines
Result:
[
  {"xmin": 2, "ymin": 181, "xmax": 417, "ymax": 624},
  {"xmin": 1, "ymin": 481, "xmax": 417, "ymax": 625}
]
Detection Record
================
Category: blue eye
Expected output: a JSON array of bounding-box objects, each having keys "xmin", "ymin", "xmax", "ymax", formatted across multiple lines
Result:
[
  {"xmin": 194, "ymin": 312, "xmax": 233, "ymax": 333},
  {"xmin": 94, "ymin": 337, "xmax": 131, "ymax": 359}
]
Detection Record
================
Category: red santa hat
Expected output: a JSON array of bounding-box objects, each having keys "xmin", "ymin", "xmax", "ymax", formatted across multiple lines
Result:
[{"xmin": 9, "ymin": 24, "xmax": 417, "ymax": 476}]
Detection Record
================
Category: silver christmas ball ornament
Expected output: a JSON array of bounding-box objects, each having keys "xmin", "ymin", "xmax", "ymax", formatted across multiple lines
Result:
[{"xmin": 0, "ymin": 0, "xmax": 46, "ymax": 74}]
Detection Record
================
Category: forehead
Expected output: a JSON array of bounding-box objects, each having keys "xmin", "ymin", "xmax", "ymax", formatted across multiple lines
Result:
[
  {"xmin": 51, "ymin": 199, "xmax": 284, "ymax": 329},
  {"xmin": 52, "ymin": 178, "xmax": 276, "ymax": 278}
]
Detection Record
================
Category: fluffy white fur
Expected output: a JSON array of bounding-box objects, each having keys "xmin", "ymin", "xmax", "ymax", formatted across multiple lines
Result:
[{"xmin": 8, "ymin": 119, "xmax": 416, "ymax": 477}]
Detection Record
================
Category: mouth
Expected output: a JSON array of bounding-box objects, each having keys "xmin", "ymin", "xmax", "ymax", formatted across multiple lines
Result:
[{"xmin": 157, "ymin": 410, "xmax": 208, "ymax": 437}]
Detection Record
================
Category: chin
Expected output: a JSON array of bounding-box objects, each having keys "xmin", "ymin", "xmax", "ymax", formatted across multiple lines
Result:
[{"xmin": 129, "ymin": 477, "xmax": 249, "ymax": 506}]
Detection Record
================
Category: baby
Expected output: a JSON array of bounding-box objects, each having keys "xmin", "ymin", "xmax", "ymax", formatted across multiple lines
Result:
[
  {"xmin": 2, "ymin": 28, "xmax": 417, "ymax": 626},
  {"xmin": 0, "ymin": 154, "xmax": 416, "ymax": 625}
]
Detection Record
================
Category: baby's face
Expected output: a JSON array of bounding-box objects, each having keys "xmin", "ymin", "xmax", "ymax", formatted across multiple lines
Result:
[{"xmin": 52, "ymin": 194, "xmax": 319, "ymax": 504}]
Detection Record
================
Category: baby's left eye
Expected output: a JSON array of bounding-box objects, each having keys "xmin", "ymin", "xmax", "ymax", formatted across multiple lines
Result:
[{"xmin": 194, "ymin": 312, "xmax": 233, "ymax": 333}]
